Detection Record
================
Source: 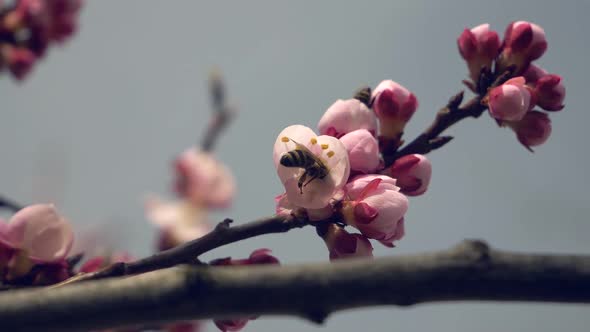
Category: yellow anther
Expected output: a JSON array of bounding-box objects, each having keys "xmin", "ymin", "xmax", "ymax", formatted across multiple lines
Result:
[
  {"xmin": 281, "ymin": 136, "xmax": 290, "ymax": 143},
  {"xmin": 327, "ymin": 151, "xmax": 335, "ymax": 158},
  {"xmin": 310, "ymin": 137, "xmax": 318, "ymax": 145},
  {"xmin": 321, "ymin": 144, "xmax": 329, "ymax": 150}
]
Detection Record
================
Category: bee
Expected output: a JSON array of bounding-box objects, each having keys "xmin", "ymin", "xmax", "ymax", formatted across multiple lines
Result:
[{"xmin": 280, "ymin": 138, "xmax": 329, "ymax": 194}]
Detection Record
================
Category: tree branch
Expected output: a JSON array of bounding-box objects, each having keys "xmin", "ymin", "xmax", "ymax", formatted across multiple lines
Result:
[
  {"xmin": 1, "ymin": 239, "xmax": 589, "ymax": 331},
  {"xmin": 62, "ymin": 215, "xmax": 310, "ymax": 283},
  {"xmin": 386, "ymin": 68, "xmax": 514, "ymax": 164},
  {"xmin": 201, "ymin": 69, "xmax": 234, "ymax": 152}
]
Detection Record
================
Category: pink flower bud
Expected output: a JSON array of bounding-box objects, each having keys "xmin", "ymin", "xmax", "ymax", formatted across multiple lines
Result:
[
  {"xmin": 509, "ymin": 111, "xmax": 552, "ymax": 150},
  {"xmin": 488, "ymin": 77, "xmax": 533, "ymax": 121},
  {"xmin": 533, "ymin": 74, "xmax": 565, "ymax": 111},
  {"xmin": 371, "ymin": 80, "xmax": 418, "ymax": 139},
  {"xmin": 174, "ymin": 148, "xmax": 235, "ymax": 209},
  {"xmin": 386, "ymin": 154, "xmax": 431, "ymax": 196},
  {"xmin": 1, "ymin": 45, "xmax": 36, "ymax": 80},
  {"xmin": 342, "ymin": 175, "xmax": 408, "ymax": 247},
  {"xmin": 339, "ymin": 129, "xmax": 380, "ymax": 174},
  {"xmin": 523, "ymin": 64, "xmax": 548, "ymax": 84},
  {"xmin": 274, "ymin": 125, "xmax": 350, "ymax": 210},
  {"xmin": 319, "ymin": 223, "xmax": 373, "ymax": 261},
  {"xmin": 0, "ymin": 204, "xmax": 73, "ymax": 263},
  {"xmin": 318, "ymin": 99, "xmax": 377, "ymax": 138},
  {"xmin": 457, "ymin": 24, "xmax": 501, "ymax": 81},
  {"xmin": 498, "ymin": 21, "xmax": 547, "ymax": 74}
]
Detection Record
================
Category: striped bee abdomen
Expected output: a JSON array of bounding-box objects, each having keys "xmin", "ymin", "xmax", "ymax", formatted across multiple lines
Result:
[{"xmin": 280, "ymin": 149, "xmax": 315, "ymax": 168}]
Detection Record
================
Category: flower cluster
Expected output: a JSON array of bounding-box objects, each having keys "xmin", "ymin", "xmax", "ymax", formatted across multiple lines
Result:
[
  {"xmin": 458, "ymin": 21, "xmax": 565, "ymax": 151},
  {"xmin": 274, "ymin": 82, "xmax": 432, "ymax": 260},
  {"xmin": 0, "ymin": 0, "xmax": 83, "ymax": 80},
  {"xmin": 146, "ymin": 148, "xmax": 236, "ymax": 251},
  {"xmin": 0, "ymin": 204, "xmax": 74, "ymax": 285}
]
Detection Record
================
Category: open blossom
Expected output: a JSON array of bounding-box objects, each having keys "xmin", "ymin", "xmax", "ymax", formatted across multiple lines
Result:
[
  {"xmin": 457, "ymin": 23, "xmax": 501, "ymax": 81},
  {"xmin": 386, "ymin": 154, "xmax": 431, "ymax": 196},
  {"xmin": 342, "ymin": 175, "xmax": 408, "ymax": 247},
  {"xmin": 0, "ymin": 204, "xmax": 73, "ymax": 263},
  {"xmin": 318, "ymin": 99, "xmax": 377, "ymax": 138},
  {"xmin": 339, "ymin": 129, "xmax": 380, "ymax": 174},
  {"xmin": 274, "ymin": 125, "xmax": 350, "ymax": 209},
  {"xmin": 488, "ymin": 77, "xmax": 533, "ymax": 121},
  {"xmin": 533, "ymin": 74, "xmax": 565, "ymax": 111},
  {"xmin": 145, "ymin": 197, "xmax": 211, "ymax": 250},
  {"xmin": 174, "ymin": 148, "xmax": 235, "ymax": 209},
  {"xmin": 498, "ymin": 21, "xmax": 547, "ymax": 74},
  {"xmin": 318, "ymin": 223, "xmax": 373, "ymax": 261},
  {"xmin": 508, "ymin": 111, "xmax": 552, "ymax": 150}
]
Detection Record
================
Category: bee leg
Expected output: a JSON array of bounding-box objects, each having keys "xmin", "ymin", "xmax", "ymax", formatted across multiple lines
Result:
[
  {"xmin": 303, "ymin": 174, "xmax": 319, "ymax": 188},
  {"xmin": 298, "ymin": 172, "xmax": 308, "ymax": 194}
]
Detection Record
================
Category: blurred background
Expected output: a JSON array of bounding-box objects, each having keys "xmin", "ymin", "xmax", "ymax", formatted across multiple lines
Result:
[{"xmin": 1, "ymin": 0, "xmax": 589, "ymax": 331}]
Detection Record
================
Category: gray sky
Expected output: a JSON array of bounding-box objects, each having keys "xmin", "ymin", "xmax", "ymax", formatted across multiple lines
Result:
[{"xmin": 1, "ymin": 1, "xmax": 589, "ymax": 331}]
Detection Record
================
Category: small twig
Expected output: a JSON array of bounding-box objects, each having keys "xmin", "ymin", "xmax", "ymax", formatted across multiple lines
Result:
[
  {"xmin": 58, "ymin": 215, "xmax": 311, "ymax": 284},
  {"xmin": 0, "ymin": 195, "xmax": 23, "ymax": 212},
  {"xmin": 2, "ymin": 239, "xmax": 590, "ymax": 331},
  {"xmin": 200, "ymin": 69, "xmax": 235, "ymax": 152},
  {"xmin": 386, "ymin": 69, "xmax": 513, "ymax": 166}
]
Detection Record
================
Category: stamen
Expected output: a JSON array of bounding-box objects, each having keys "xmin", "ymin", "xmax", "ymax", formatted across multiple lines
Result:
[
  {"xmin": 310, "ymin": 137, "xmax": 318, "ymax": 145},
  {"xmin": 321, "ymin": 144, "xmax": 329, "ymax": 150},
  {"xmin": 281, "ymin": 136, "xmax": 290, "ymax": 143},
  {"xmin": 327, "ymin": 151, "xmax": 335, "ymax": 158}
]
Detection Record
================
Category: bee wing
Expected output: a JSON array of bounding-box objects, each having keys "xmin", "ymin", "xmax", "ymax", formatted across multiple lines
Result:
[{"xmin": 289, "ymin": 138, "xmax": 317, "ymax": 158}]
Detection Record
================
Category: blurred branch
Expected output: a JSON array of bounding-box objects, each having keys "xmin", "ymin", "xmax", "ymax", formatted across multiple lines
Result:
[
  {"xmin": 0, "ymin": 195, "xmax": 23, "ymax": 212},
  {"xmin": 58, "ymin": 214, "xmax": 311, "ymax": 284},
  {"xmin": 2, "ymin": 240, "xmax": 590, "ymax": 331},
  {"xmin": 200, "ymin": 69, "xmax": 235, "ymax": 152}
]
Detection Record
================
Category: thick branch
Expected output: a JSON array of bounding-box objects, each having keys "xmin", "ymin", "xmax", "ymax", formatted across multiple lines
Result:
[
  {"xmin": 1, "ymin": 240, "xmax": 590, "ymax": 331},
  {"xmin": 65, "ymin": 215, "xmax": 310, "ymax": 283}
]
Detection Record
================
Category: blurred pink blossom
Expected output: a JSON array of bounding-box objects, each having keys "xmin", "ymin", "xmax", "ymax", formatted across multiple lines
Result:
[
  {"xmin": 174, "ymin": 148, "xmax": 235, "ymax": 209},
  {"xmin": 0, "ymin": 204, "xmax": 73, "ymax": 263},
  {"xmin": 145, "ymin": 197, "xmax": 211, "ymax": 250}
]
